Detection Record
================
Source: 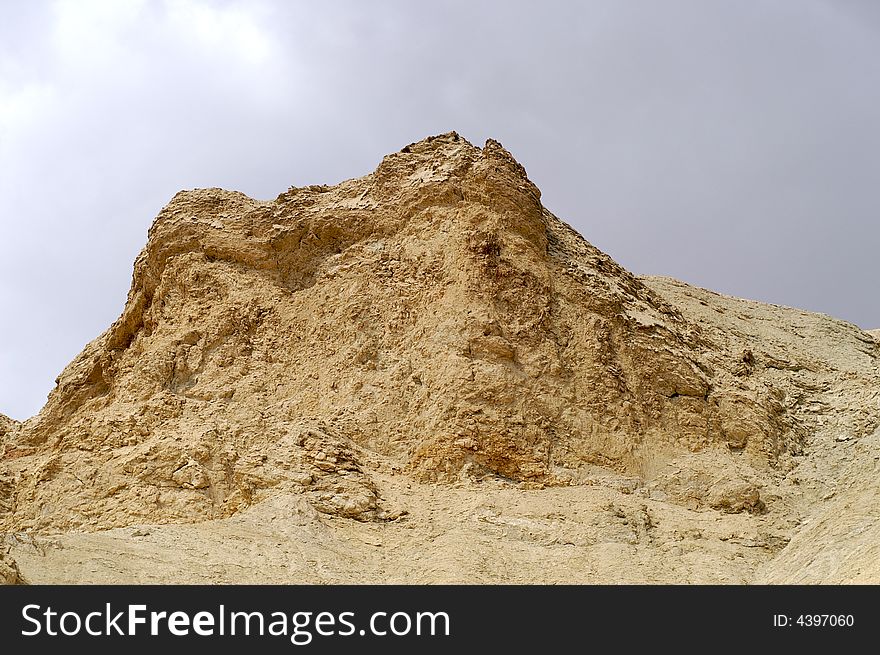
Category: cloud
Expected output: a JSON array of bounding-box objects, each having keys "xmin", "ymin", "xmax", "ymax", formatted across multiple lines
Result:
[
  {"xmin": 1, "ymin": 0, "xmax": 879, "ymax": 420},
  {"xmin": 50, "ymin": 0, "xmax": 147, "ymax": 67},
  {"xmin": 0, "ymin": 77, "xmax": 54, "ymax": 144},
  {"xmin": 164, "ymin": 0, "xmax": 274, "ymax": 65}
]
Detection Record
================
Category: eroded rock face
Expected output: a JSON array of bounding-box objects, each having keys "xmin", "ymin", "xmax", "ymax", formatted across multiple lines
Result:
[
  {"xmin": 0, "ymin": 547, "xmax": 22, "ymax": 585},
  {"xmin": 0, "ymin": 414, "xmax": 16, "ymax": 439},
  {"xmin": 0, "ymin": 133, "xmax": 808, "ymax": 531}
]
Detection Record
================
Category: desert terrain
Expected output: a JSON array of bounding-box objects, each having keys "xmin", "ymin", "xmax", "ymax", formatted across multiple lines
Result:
[{"xmin": 2, "ymin": 133, "xmax": 877, "ymax": 584}]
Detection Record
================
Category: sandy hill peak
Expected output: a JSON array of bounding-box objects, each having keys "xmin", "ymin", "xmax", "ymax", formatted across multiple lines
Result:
[{"xmin": 1, "ymin": 134, "xmax": 875, "ymax": 573}]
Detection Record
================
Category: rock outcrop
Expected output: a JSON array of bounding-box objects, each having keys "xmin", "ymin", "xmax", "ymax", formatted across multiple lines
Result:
[
  {"xmin": 1, "ymin": 133, "xmax": 800, "ymax": 531},
  {"xmin": 0, "ymin": 546, "xmax": 22, "ymax": 585},
  {"xmin": 2, "ymin": 133, "xmax": 878, "ymax": 584},
  {"xmin": 0, "ymin": 414, "xmax": 16, "ymax": 439}
]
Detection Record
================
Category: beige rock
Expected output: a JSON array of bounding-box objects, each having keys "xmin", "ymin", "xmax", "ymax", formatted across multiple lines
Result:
[
  {"xmin": 2, "ymin": 133, "xmax": 879, "ymax": 583},
  {"xmin": 0, "ymin": 547, "xmax": 22, "ymax": 585},
  {"xmin": 0, "ymin": 413, "xmax": 17, "ymax": 441},
  {"xmin": 707, "ymin": 477, "xmax": 763, "ymax": 514}
]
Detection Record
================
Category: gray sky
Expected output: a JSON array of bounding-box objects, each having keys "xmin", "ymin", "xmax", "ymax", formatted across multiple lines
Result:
[{"xmin": 2, "ymin": 0, "xmax": 879, "ymax": 421}]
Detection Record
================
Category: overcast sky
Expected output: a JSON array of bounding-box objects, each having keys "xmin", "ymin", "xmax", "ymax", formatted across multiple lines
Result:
[{"xmin": 1, "ymin": 0, "xmax": 878, "ymax": 420}]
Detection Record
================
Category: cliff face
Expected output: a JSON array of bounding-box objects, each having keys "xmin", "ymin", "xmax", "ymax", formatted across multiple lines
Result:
[
  {"xmin": 2, "ymin": 133, "xmax": 878, "ymax": 583},
  {"xmin": 0, "ymin": 414, "xmax": 16, "ymax": 437}
]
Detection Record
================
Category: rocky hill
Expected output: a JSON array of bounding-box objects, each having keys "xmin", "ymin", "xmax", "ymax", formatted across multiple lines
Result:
[{"xmin": 2, "ymin": 133, "xmax": 878, "ymax": 583}]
